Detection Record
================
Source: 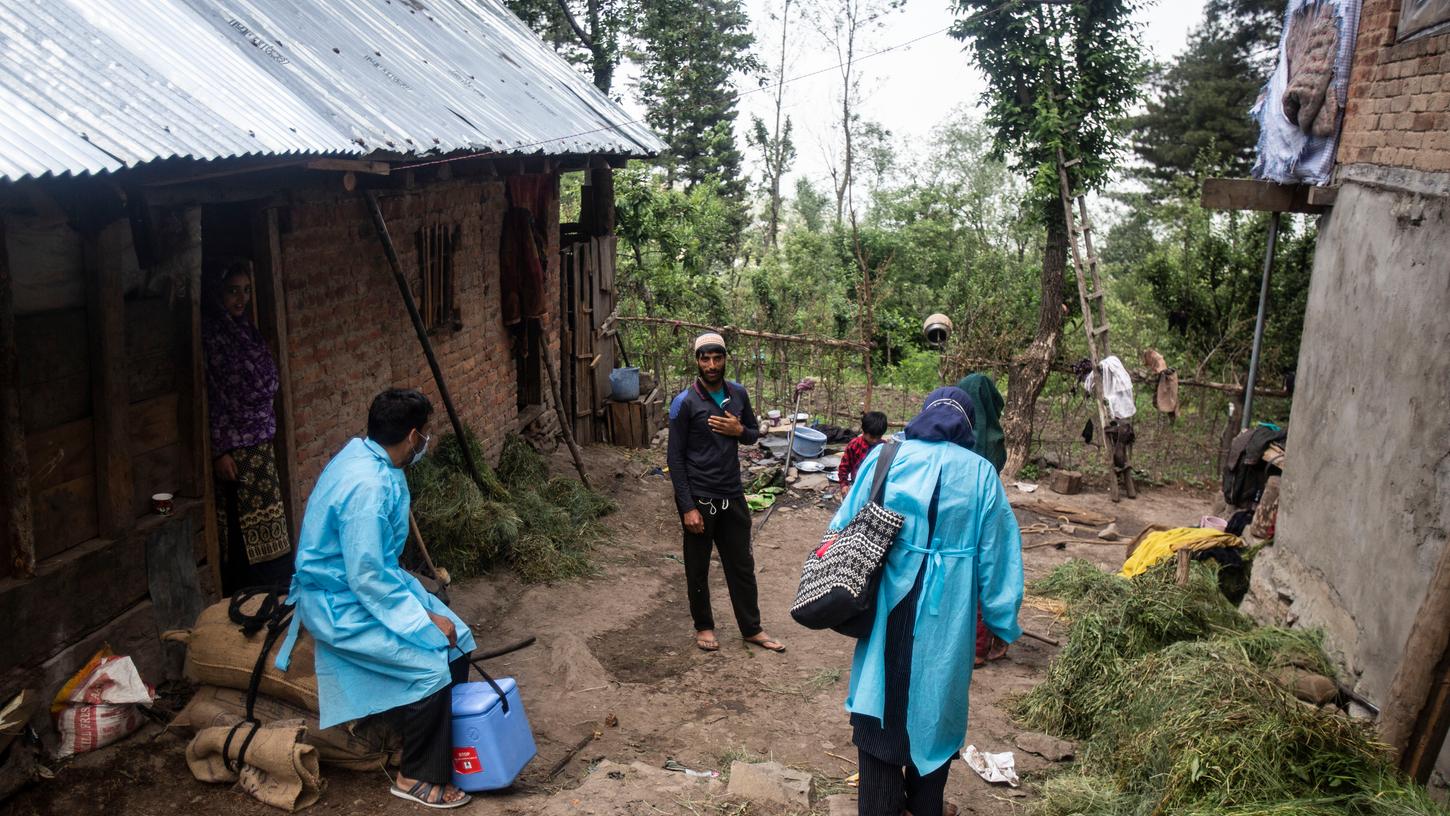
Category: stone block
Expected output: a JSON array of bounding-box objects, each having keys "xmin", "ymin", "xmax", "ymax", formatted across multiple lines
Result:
[
  {"xmin": 1049, "ymin": 470, "xmax": 1083, "ymax": 495},
  {"xmin": 825, "ymin": 792, "xmax": 858, "ymax": 816},
  {"xmin": 727, "ymin": 760, "xmax": 814, "ymax": 808},
  {"xmin": 1015, "ymin": 731, "xmax": 1076, "ymax": 762}
]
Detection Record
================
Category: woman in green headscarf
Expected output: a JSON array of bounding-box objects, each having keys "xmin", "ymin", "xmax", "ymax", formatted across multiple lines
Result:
[
  {"xmin": 956, "ymin": 373, "xmax": 1006, "ymax": 472},
  {"xmin": 956, "ymin": 372, "xmax": 1010, "ymax": 666}
]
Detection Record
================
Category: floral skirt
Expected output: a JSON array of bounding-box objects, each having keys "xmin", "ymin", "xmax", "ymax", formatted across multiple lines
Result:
[{"xmin": 218, "ymin": 442, "xmax": 291, "ymax": 567}]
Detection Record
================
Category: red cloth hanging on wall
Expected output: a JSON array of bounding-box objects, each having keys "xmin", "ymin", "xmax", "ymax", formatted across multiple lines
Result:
[{"xmin": 499, "ymin": 174, "xmax": 552, "ymax": 326}]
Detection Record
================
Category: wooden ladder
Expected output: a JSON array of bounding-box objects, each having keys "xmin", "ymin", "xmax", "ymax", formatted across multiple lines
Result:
[{"xmin": 1056, "ymin": 148, "xmax": 1122, "ymax": 502}]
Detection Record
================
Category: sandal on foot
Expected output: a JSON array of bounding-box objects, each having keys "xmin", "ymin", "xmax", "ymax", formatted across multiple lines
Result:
[
  {"xmin": 696, "ymin": 636, "xmax": 720, "ymax": 652},
  {"xmin": 390, "ymin": 780, "xmax": 472, "ymax": 809},
  {"xmin": 743, "ymin": 635, "xmax": 786, "ymax": 653}
]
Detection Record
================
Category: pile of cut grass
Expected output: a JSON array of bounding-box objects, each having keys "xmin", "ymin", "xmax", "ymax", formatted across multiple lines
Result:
[
  {"xmin": 408, "ymin": 431, "xmax": 614, "ymax": 582},
  {"xmin": 1020, "ymin": 559, "xmax": 1447, "ymax": 816}
]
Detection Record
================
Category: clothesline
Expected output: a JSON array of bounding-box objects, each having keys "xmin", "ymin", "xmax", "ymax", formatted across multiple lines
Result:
[
  {"xmin": 611, "ymin": 315, "xmax": 872, "ymax": 351},
  {"xmin": 942, "ymin": 354, "xmax": 1290, "ymax": 398}
]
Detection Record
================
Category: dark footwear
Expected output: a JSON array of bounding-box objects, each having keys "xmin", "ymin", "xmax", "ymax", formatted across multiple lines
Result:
[
  {"xmin": 389, "ymin": 780, "xmax": 471, "ymax": 809},
  {"xmin": 987, "ymin": 638, "xmax": 1010, "ymax": 662},
  {"xmin": 696, "ymin": 632, "xmax": 720, "ymax": 651},
  {"xmin": 743, "ymin": 635, "xmax": 786, "ymax": 653}
]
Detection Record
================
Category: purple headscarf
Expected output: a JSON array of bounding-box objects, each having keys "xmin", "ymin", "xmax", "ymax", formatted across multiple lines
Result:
[{"xmin": 903, "ymin": 386, "xmax": 976, "ymax": 450}]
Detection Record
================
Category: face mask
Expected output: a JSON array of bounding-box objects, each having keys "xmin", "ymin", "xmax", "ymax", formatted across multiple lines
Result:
[{"xmin": 408, "ymin": 432, "xmax": 430, "ymax": 467}]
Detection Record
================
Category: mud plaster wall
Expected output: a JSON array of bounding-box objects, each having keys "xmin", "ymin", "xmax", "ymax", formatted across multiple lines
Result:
[{"xmin": 1247, "ymin": 174, "xmax": 1450, "ymax": 774}]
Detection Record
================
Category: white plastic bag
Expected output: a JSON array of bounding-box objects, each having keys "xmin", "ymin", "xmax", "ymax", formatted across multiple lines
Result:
[
  {"xmin": 52, "ymin": 649, "xmax": 155, "ymax": 758},
  {"xmin": 961, "ymin": 744, "xmax": 1020, "ymax": 787}
]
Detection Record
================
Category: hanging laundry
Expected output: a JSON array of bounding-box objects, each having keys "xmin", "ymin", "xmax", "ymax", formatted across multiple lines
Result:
[
  {"xmin": 1252, "ymin": 0, "xmax": 1363, "ymax": 185},
  {"xmin": 499, "ymin": 207, "xmax": 546, "ymax": 326},
  {"xmin": 1140, "ymin": 349, "xmax": 1179, "ymax": 418},
  {"xmin": 1083, "ymin": 355, "xmax": 1137, "ymax": 420}
]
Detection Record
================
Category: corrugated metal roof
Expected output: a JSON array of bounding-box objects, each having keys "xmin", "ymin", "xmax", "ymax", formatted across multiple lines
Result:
[{"xmin": 0, "ymin": 0, "xmax": 663, "ymax": 183}]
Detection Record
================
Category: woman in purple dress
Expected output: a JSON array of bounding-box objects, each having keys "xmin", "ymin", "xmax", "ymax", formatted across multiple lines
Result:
[{"xmin": 203, "ymin": 260, "xmax": 293, "ymax": 593}]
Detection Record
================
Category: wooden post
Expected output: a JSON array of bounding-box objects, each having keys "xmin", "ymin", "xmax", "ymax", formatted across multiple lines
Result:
[
  {"xmin": 0, "ymin": 217, "xmax": 36, "ymax": 578},
  {"xmin": 587, "ymin": 166, "xmax": 615, "ymax": 237},
  {"xmin": 1382, "ymin": 539, "xmax": 1450, "ymax": 782},
  {"xmin": 539, "ymin": 322, "xmax": 592, "ymax": 489},
  {"xmin": 252, "ymin": 207, "xmax": 300, "ymax": 539},
  {"xmin": 84, "ymin": 220, "xmax": 135, "ymax": 538},
  {"xmin": 1175, "ymin": 549, "xmax": 1191, "ymax": 586}
]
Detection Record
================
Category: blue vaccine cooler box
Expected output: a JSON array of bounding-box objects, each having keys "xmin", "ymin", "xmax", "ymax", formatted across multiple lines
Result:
[{"xmin": 450, "ymin": 675, "xmax": 536, "ymax": 791}]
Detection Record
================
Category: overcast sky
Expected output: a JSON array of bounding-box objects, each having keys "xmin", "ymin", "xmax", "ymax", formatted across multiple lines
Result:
[{"xmin": 723, "ymin": 0, "xmax": 1211, "ymax": 188}]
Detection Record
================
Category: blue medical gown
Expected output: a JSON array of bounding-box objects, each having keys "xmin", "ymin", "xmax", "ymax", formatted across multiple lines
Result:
[
  {"xmin": 275, "ymin": 437, "xmax": 476, "ymax": 729},
  {"xmin": 833, "ymin": 439, "xmax": 1023, "ymax": 773}
]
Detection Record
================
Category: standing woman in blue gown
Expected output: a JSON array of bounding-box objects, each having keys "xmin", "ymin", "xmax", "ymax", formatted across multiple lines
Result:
[{"xmin": 831, "ymin": 387, "xmax": 1024, "ymax": 816}]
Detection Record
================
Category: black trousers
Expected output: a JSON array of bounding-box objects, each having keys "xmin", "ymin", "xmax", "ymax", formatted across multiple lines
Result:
[
  {"xmin": 856, "ymin": 747, "xmax": 951, "ymax": 816},
  {"xmin": 682, "ymin": 495, "xmax": 762, "ymax": 637},
  {"xmin": 393, "ymin": 655, "xmax": 470, "ymax": 785}
]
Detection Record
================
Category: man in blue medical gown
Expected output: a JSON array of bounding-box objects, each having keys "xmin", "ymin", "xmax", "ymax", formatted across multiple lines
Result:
[{"xmin": 276, "ymin": 388, "xmax": 476, "ymax": 809}]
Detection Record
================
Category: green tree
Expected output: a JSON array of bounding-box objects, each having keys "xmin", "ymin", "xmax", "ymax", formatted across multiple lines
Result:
[
  {"xmin": 748, "ymin": 0, "xmax": 798, "ymax": 250},
  {"xmin": 636, "ymin": 0, "xmax": 759, "ymax": 199},
  {"xmin": 503, "ymin": 0, "xmax": 634, "ymax": 92},
  {"xmin": 793, "ymin": 177, "xmax": 831, "ymax": 233},
  {"xmin": 950, "ymin": 0, "xmax": 1148, "ymax": 478}
]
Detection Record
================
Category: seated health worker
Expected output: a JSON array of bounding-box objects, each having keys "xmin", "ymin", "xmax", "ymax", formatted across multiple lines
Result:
[{"xmin": 276, "ymin": 388, "xmax": 476, "ymax": 809}]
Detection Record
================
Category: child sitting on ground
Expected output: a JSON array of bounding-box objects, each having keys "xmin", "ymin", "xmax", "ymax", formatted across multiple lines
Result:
[{"xmin": 837, "ymin": 411, "xmax": 888, "ymax": 497}]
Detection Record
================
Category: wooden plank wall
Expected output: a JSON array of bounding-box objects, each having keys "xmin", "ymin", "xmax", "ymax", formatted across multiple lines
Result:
[
  {"xmin": 16, "ymin": 313, "xmax": 97, "ymax": 556},
  {"xmin": 1, "ymin": 203, "xmax": 206, "ymax": 686},
  {"xmin": 0, "ymin": 221, "xmax": 35, "ymax": 579}
]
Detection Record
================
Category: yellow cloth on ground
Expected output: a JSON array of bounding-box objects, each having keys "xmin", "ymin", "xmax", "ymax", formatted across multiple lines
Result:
[{"xmin": 1120, "ymin": 526, "xmax": 1243, "ymax": 578}]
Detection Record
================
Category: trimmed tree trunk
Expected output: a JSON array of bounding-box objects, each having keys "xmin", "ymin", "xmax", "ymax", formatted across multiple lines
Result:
[{"xmin": 1001, "ymin": 208, "xmax": 1067, "ymax": 480}]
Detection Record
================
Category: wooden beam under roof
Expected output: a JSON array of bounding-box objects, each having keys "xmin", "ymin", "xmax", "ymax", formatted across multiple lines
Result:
[{"xmin": 1200, "ymin": 178, "xmax": 1334, "ymax": 214}]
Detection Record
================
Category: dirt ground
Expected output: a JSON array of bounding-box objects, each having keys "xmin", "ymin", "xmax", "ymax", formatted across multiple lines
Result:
[{"xmin": 3, "ymin": 443, "xmax": 1216, "ymax": 816}]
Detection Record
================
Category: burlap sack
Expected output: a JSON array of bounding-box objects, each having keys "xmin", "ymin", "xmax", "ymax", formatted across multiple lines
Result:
[
  {"xmin": 171, "ymin": 686, "xmax": 396, "ymax": 771},
  {"xmin": 173, "ymin": 599, "xmax": 318, "ymax": 712},
  {"xmin": 186, "ymin": 721, "xmax": 324, "ymax": 812}
]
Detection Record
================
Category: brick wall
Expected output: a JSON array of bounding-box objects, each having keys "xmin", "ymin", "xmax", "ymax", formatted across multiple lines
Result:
[
  {"xmin": 1337, "ymin": 0, "xmax": 1450, "ymax": 173},
  {"xmin": 282, "ymin": 175, "xmax": 561, "ymax": 493}
]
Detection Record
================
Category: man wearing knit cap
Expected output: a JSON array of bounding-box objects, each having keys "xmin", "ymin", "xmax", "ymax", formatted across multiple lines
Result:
[{"xmin": 667, "ymin": 332, "xmax": 785, "ymax": 653}]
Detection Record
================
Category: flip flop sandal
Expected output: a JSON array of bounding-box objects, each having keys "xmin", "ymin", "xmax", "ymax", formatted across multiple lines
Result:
[
  {"xmin": 743, "ymin": 636, "xmax": 786, "ymax": 653},
  {"xmin": 696, "ymin": 636, "xmax": 720, "ymax": 652},
  {"xmin": 390, "ymin": 780, "xmax": 472, "ymax": 809}
]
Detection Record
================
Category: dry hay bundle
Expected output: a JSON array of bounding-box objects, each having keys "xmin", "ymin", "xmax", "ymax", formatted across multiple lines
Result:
[
  {"xmin": 1019, "ymin": 560, "xmax": 1447, "ymax": 816},
  {"xmin": 408, "ymin": 432, "xmax": 614, "ymax": 582}
]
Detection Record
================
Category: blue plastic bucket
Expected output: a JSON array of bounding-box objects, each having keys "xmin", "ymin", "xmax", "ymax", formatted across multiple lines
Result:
[
  {"xmin": 791, "ymin": 426, "xmax": 827, "ymax": 459},
  {"xmin": 608, "ymin": 367, "xmax": 640, "ymax": 401}
]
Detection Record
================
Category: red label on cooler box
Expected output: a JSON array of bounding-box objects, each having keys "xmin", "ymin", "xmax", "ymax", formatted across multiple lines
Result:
[{"xmin": 453, "ymin": 747, "xmax": 482, "ymax": 775}]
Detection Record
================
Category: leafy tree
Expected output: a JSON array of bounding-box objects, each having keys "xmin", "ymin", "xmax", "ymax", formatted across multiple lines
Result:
[
  {"xmin": 793, "ymin": 177, "xmax": 831, "ymax": 233},
  {"xmin": 1130, "ymin": 0, "xmax": 1284, "ymax": 181},
  {"xmin": 503, "ymin": 0, "xmax": 634, "ymax": 92},
  {"xmin": 950, "ymin": 0, "xmax": 1148, "ymax": 478},
  {"xmin": 613, "ymin": 166, "xmax": 736, "ymax": 323},
  {"xmin": 635, "ymin": 0, "xmax": 759, "ymax": 199},
  {"xmin": 748, "ymin": 0, "xmax": 799, "ymax": 250},
  {"xmin": 1101, "ymin": 181, "xmax": 1315, "ymax": 389},
  {"xmin": 810, "ymin": 0, "xmax": 905, "ymax": 224}
]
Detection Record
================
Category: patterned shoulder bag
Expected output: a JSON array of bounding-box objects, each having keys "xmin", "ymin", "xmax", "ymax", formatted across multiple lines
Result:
[{"xmin": 790, "ymin": 442, "xmax": 904, "ymax": 636}]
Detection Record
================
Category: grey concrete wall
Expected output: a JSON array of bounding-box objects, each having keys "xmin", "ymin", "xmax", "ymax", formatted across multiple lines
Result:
[
  {"xmin": 1248, "ymin": 171, "xmax": 1450, "ymax": 703},
  {"xmin": 1247, "ymin": 169, "xmax": 1450, "ymax": 776}
]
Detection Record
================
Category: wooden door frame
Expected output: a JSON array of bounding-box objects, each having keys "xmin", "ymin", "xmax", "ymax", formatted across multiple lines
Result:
[{"xmin": 249, "ymin": 206, "xmax": 300, "ymax": 540}]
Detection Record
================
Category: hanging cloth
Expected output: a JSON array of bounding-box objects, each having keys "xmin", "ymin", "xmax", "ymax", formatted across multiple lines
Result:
[{"xmin": 1084, "ymin": 355, "xmax": 1137, "ymax": 420}]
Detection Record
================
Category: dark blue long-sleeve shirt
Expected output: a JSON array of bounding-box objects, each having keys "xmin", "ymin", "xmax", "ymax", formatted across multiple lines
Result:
[{"xmin": 666, "ymin": 379, "xmax": 760, "ymax": 516}]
